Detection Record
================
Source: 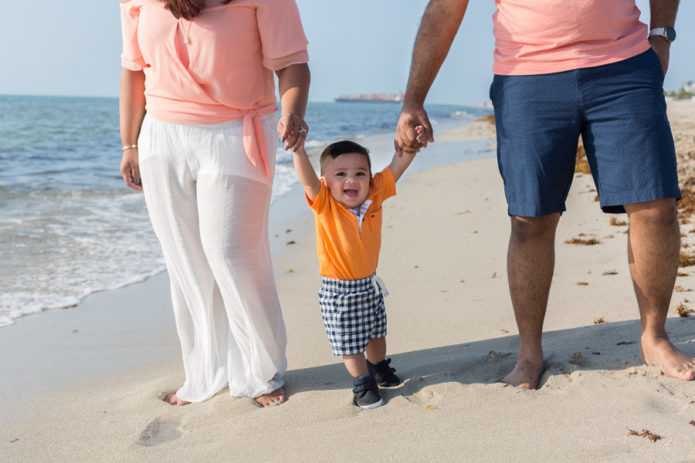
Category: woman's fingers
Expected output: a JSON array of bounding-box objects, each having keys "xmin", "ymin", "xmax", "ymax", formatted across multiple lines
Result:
[
  {"xmin": 123, "ymin": 167, "xmax": 143, "ymax": 190},
  {"xmin": 279, "ymin": 114, "xmax": 308, "ymax": 151},
  {"xmin": 278, "ymin": 114, "xmax": 297, "ymax": 142},
  {"xmin": 120, "ymin": 151, "xmax": 143, "ymax": 191},
  {"xmin": 131, "ymin": 163, "xmax": 142, "ymax": 190},
  {"xmin": 287, "ymin": 121, "xmax": 308, "ymax": 151}
]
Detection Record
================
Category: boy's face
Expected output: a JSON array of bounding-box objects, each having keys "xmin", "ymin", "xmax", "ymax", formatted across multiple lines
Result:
[{"xmin": 323, "ymin": 152, "xmax": 371, "ymax": 209}]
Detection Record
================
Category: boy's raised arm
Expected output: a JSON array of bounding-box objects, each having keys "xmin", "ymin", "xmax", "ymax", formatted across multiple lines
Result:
[
  {"xmin": 389, "ymin": 142, "xmax": 417, "ymax": 183},
  {"xmin": 293, "ymin": 147, "xmax": 322, "ymax": 202}
]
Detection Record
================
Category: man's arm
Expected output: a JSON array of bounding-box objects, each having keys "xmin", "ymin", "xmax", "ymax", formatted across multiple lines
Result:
[
  {"xmin": 396, "ymin": 0, "xmax": 469, "ymax": 152},
  {"xmin": 648, "ymin": 0, "xmax": 680, "ymax": 74},
  {"xmin": 292, "ymin": 147, "xmax": 321, "ymax": 202}
]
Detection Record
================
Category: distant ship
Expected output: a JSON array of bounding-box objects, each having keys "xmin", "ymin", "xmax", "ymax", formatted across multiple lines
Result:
[{"xmin": 334, "ymin": 92, "xmax": 404, "ymax": 103}]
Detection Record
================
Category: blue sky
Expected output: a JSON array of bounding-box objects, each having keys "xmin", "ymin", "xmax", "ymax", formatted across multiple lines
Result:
[{"xmin": 0, "ymin": 1, "xmax": 692, "ymax": 104}]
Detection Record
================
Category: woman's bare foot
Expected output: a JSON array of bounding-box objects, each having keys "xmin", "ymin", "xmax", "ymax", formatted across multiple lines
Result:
[
  {"xmin": 641, "ymin": 336, "xmax": 695, "ymax": 381},
  {"xmin": 501, "ymin": 357, "xmax": 545, "ymax": 389},
  {"xmin": 163, "ymin": 393, "xmax": 190, "ymax": 406},
  {"xmin": 254, "ymin": 388, "xmax": 286, "ymax": 407}
]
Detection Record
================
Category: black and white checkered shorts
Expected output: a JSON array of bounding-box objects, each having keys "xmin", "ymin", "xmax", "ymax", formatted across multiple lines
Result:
[{"xmin": 318, "ymin": 274, "xmax": 387, "ymax": 356}]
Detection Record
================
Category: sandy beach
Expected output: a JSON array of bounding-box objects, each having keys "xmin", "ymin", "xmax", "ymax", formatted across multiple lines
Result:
[{"xmin": 3, "ymin": 100, "xmax": 695, "ymax": 461}]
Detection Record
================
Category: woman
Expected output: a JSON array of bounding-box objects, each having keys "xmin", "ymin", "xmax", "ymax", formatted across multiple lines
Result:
[{"xmin": 119, "ymin": 0, "xmax": 310, "ymax": 407}]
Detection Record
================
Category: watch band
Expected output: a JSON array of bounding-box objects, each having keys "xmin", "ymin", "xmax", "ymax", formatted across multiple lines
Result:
[{"xmin": 648, "ymin": 27, "xmax": 676, "ymax": 43}]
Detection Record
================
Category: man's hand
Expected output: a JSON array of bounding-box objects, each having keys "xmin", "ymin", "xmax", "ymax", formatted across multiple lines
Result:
[
  {"xmin": 649, "ymin": 36, "xmax": 671, "ymax": 74},
  {"xmin": 396, "ymin": 106, "xmax": 434, "ymax": 153}
]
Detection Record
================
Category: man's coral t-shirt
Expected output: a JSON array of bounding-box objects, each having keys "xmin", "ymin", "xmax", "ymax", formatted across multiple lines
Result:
[{"xmin": 493, "ymin": 0, "xmax": 650, "ymax": 75}]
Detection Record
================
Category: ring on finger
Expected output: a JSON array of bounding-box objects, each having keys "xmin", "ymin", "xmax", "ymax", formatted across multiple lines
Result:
[{"xmin": 298, "ymin": 127, "xmax": 307, "ymax": 134}]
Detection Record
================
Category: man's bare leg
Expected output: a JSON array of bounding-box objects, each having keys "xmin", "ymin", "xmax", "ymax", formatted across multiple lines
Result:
[
  {"xmin": 625, "ymin": 199, "xmax": 695, "ymax": 381},
  {"xmin": 502, "ymin": 213, "xmax": 560, "ymax": 389}
]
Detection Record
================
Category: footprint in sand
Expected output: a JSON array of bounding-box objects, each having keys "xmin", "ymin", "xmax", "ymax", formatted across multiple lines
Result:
[
  {"xmin": 400, "ymin": 376, "xmax": 443, "ymax": 405},
  {"xmin": 137, "ymin": 419, "xmax": 182, "ymax": 447},
  {"xmin": 568, "ymin": 352, "xmax": 593, "ymax": 367}
]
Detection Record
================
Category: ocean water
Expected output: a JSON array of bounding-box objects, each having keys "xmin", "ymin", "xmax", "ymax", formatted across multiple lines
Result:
[{"xmin": 0, "ymin": 95, "xmax": 491, "ymax": 327}]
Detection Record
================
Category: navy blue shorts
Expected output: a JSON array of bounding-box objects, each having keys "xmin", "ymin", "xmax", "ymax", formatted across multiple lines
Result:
[
  {"xmin": 490, "ymin": 49, "xmax": 680, "ymax": 216},
  {"xmin": 318, "ymin": 274, "xmax": 387, "ymax": 356}
]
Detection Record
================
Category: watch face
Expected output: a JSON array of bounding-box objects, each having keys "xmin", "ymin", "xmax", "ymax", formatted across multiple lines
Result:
[{"xmin": 666, "ymin": 27, "xmax": 677, "ymax": 42}]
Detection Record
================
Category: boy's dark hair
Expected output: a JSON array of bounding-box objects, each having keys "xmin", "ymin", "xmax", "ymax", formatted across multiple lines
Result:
[{"xmin": 319, "ymin": 140, "xmax": 371, "ymax": 175}]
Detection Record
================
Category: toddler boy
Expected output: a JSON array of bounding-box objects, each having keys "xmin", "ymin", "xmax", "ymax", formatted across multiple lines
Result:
[{"xmin": 293, "ymin": 139, "xmax": 416, "ymax": 408}]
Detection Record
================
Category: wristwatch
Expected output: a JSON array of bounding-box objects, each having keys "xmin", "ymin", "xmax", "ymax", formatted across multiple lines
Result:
[{"xmin": 648, "ymin": 26, "xmax": 676, "ymax": 43}]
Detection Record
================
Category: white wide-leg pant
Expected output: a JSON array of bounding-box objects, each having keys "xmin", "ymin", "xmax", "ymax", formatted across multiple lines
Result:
[{"xmin": 138, "ymin": 114, "xmax": 287, "ymax": 402}]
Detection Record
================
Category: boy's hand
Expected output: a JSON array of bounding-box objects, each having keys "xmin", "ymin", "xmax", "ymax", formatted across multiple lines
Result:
[
  {"xmin": 394, "ymin": 139, "xmax": 403, "ymax": 157},
  {"xmin": 278, "ymin": 113, "xmax": 308, "ymax": 151},
  {"xmin": 415, "ymin": 125, "xmax": 429, "ymax": 146},
  {"xmin": 394, "ymin": 126, "xmax": 426, "ymax": 158}
]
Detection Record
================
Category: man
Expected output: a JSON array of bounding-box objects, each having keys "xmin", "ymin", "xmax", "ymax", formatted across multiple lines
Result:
[{"xmin": 397, "ymin": 0, "xmax": 695, "ymax": 389}]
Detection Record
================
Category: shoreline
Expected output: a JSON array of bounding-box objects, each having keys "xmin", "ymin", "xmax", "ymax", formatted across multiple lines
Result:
[
  {"xmin": 4, "ymin": 101, "xmax": 695, "ymax": 460},
  {"xmin": 0, "ymin": 114, "xmax": 496, "ymax": 403},
  {"xmin": 0, "ymin": 103, "xmax": 490, "ymax": 329}
]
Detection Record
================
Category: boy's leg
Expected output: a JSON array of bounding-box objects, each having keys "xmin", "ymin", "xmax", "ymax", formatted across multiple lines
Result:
[
  {"xmin": 365, "ymin": 337, "xmax": 386, "ymax": 363},
  {"xmin": 320, "ymin": 277, "xmax": 387, "ymax": 407},
  {"xmin": 343, "ymin": 353, "xmax": 368, "ymax": 378},
  {"xmin": 344, "ymin": 352, "xmax": 384, "ymax": 409},
  {"xmin": 366, "ymin": 337, "xmax": 402, "ymax": 387}
]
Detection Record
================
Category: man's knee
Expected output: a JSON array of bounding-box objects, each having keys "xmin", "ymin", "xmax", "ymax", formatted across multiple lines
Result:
[
  {"xmin": 510, "ymin": 213, "xmax": 561, "ymax": 242},
  {"xmin": 625, "ymin": 199, "xmax": 678, "ymax": 229}
]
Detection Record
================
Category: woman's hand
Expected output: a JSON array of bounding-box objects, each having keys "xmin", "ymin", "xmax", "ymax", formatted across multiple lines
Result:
[
  {"xmin": 120, "ymin": 148, "xmax": 143, "ymax": 190},
  {"xmin": 277, "ymin": 113, "xmax": 308, "ymax": 152}
]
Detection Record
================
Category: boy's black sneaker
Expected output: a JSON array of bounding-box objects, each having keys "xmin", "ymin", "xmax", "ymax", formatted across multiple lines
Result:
[
  {"xmin": 367, "ymin": 358, "xmax": 401, "ymax": 387},
  {"xmin": 352, "ymin": 374, "xmax": 383, "ymax": 409}
]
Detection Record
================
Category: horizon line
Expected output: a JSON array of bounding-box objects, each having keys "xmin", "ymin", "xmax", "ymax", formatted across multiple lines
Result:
[{"xmin": 0, "ymin": 92, "xmax": 482, "ymax": 106}]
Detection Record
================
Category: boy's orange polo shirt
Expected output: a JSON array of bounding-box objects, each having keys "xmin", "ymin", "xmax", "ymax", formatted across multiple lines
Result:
[{"xmin": 308, "ymin": 167, "xmax": 396, "ymax": 280}]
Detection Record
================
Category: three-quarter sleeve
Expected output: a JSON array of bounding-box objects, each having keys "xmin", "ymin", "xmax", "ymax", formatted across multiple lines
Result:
[
  {"xmin": 256, "ymin": 0, "xmax": 309, "ymax": 70},
  {"xmin": 120, "ymin": 2, "xmax": 146, "ymax": 71}
]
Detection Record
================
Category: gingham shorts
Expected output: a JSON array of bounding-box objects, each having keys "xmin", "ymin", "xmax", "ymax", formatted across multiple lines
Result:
[{"xmin": 318, "ymin": 274, "xmax": 387, "ymax": 356}]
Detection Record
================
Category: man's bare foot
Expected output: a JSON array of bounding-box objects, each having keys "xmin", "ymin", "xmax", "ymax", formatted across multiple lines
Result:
[
  {"xmin": 641, "ymin": 336, "xmax": 695, "ymax": 381},
  {"xmin": 501, "ymin": 357, "xmax": 545, "ymax": 389},
  {"xmin": 163, "ymin": 393, "xmax": 190, "ymax": 406},
  {"xmin": 254, "ymin": 388, "xmax": 286, "ymax": 407}
]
